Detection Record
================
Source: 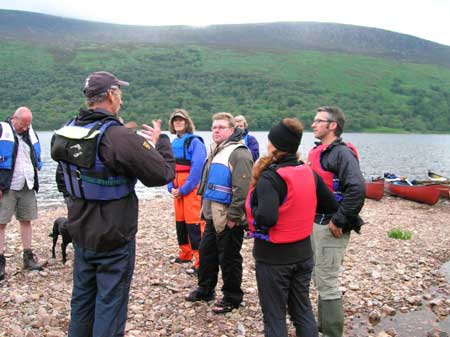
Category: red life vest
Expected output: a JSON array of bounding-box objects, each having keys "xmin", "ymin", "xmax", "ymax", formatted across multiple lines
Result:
[
  {"xmin": 245, "ymin": 165, "xmax": 317, "ymax": 244},
  {"xmin": 307, "ymin": 142, "xmax": 359, "ymax": 200}
]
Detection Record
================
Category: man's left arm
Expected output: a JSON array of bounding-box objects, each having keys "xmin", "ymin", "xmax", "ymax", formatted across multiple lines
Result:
[
  {"xmin": 227, "ymin": 147, "xmax": 253, "ymax": 227},
  {"xmin": 331, "ymin": 147, "xmax": 366, "ymax": 230}
]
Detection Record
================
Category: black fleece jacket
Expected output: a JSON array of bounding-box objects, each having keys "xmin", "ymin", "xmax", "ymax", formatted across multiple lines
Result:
[{"xmin": 312, "ymin": 138, "xmax": 365, "ymax": 232}]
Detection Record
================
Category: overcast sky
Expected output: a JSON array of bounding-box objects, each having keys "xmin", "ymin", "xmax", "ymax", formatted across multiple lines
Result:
[{"xmin": 1, "ymin": 0, "xmax": 449, "ymax": 46}]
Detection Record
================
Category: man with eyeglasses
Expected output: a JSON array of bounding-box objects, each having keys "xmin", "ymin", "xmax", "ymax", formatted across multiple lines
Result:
[
  {"xmin": 307, "ymin": 106, "xmax": 365, "ymax": 337},
  {"xmin": 51, "ymin": 71, "xmax": 175, "ymax": 336},
  {"xmin": 185, "ymin": 112, "xmax": 253, "ymax": 314}
]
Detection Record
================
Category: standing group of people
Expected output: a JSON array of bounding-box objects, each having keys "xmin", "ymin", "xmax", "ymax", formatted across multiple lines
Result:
[
  {"xmin": 0, "ymin": 70, "xmax": 365, "ymax": 337},
  {"xmin": 168, "ymin": 101, "xmax": 365, "ymax": 337}
]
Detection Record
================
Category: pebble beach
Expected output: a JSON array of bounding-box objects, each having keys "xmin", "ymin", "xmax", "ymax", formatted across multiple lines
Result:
[{"xmin": 0, "ymin": 194, "xmax": 449, "ymax": 337}]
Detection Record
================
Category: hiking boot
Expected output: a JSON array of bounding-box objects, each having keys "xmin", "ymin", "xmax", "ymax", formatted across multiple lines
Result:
[
  {"xmin": 0, "ymin": 254, "xmax": 5, "ymax": 280},
  {"xmin": 211, "ymin": 298, "xmax": 240, "ymax": 314},
  {"xmin": 185, "ymin": 288, "xmax": 215, "ymax": 302},
  {"xmin": 23, "ymin": 249, "xmax": 44, "ymax": 271}
]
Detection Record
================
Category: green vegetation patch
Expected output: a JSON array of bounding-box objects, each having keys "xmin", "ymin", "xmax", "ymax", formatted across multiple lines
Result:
[
  {"xmin": 1, "ymin": 43, "xmax": 450, "ymax": 132},
  {"xmin": 387, "ymin": 228, "xmax": 413, "ymax": 240}
]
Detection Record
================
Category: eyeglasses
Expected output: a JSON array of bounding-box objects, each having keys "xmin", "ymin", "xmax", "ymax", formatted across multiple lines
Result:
[
  {"xmin": 211, "ymin": 126, "xmax": 231, "ymax": 131},
  {"xmin": 312, "ymin": 119, "xmax": 333, "ymax": 124}
]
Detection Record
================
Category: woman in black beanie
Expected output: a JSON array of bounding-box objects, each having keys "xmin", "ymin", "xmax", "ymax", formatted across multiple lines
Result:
[{"xmin": 245, "ymin": 118, "xmax": 338, "ymax": 337}]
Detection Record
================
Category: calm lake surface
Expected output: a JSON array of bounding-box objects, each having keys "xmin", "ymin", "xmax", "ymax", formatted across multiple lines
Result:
[{"xmin": 37, "ymin": 131, "xmax": 450, "ymax": 207}]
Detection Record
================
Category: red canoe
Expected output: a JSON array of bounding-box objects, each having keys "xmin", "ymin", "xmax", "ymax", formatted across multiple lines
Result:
[
  {"xmin": 385, "ymin": 181, "xmax": 441, "ymax": 205},
  {"xmin": 426, "ymin": 171, "xmax": 450, "ymax": 198},
  {"xmin": 365, "ymin": 179, "xmax": 384, "ymax": 200},
  {"xmin": 434, "ymin": 184, "xmax": 450, "ymax": 199}
]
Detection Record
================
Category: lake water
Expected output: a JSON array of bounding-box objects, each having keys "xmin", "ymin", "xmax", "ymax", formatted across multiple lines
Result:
[{"xmin": 37, "ymin": 131, "xmax": 450, "ymax": 207}]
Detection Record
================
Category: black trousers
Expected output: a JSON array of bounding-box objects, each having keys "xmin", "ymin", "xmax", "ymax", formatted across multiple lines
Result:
[
  {"xmin": 255, "ymin": 257, "xmax": 318, "ymax": 337},
  {"xmin": 197, "ymin": 219, "xmax": 244, "ymax": 306}
]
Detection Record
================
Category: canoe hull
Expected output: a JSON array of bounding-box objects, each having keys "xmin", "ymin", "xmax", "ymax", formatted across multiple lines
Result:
[
  {"xmin": 385, "ymin": 182, "xmax": 440, "ymax": 205},
  {"xmin": 434, "ymin": 184, "xmax": 450, "ymax": 199},
  {"xmin": 365, "ymin": 179, "xmax": 384, "ymax": 200}
]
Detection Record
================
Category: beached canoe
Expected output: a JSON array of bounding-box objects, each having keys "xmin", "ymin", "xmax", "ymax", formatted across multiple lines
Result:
[
  {"xmin": 413, "ymin": 171, "xmax": 450, "ymax": 199},
  {"xmin": 365, "ymin": 178, "xmax": 384, "ymax": 200},
  {"xmin": 428, "ymin": 170, "xmax": 450, "ymax": 182},
  {"xmin": 434, "ymin": 184, "xmax": 450, "ymax": 199},
  {"xmin": 413, "ymin": 180, "xmax": 450, "ymax": 199},
  {"xmin": 384, "ymin": 180, "xmax": 441, "ymax": 205}
]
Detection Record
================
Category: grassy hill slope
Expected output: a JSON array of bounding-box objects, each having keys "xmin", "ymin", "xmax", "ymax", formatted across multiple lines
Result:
[
  {"xmin": 0, "ymin": 10, "xmax": 449, "ymax": 132},
  {"xmin": 1, "ymin": 42, "xmax": 449, "ymax": 132}
]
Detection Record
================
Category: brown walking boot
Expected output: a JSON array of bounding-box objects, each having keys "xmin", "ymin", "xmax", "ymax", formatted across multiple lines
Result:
[{"xmin": 23, "ymin": 249, "xmax": 44, "ymax": 271}]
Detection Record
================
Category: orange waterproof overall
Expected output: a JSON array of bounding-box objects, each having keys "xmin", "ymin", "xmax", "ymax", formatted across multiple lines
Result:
[{"xmin": 173, "ymin": 170, "xmax": 205, "ymax": 268}]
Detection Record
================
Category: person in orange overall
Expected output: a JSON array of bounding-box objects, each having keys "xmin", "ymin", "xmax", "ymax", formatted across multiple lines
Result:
[{"xmin": 168, "ymin": 109, "xmax": 207, "ymax": 274}]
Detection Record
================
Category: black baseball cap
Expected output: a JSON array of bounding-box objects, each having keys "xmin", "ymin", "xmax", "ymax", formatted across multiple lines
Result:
[{"xmin": 83, "ymin": 71, "xmax": 129, "ymax": 98}]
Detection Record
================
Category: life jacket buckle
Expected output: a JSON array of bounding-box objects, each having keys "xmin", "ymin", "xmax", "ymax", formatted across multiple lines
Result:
[{"xmin": 75, "ymin": 169, "xmax": 82, "ymax": 180}]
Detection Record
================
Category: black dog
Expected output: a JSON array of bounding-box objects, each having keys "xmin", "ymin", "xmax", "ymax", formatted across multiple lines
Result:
[{"xmin": 50, "ymin": 217, "xmax": 72, "ymax": 264}]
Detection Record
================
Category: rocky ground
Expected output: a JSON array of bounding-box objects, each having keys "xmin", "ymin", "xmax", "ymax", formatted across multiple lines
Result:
[{"xmin": 0, "ymin": 194, "xmax": 449, "ymax": 337}]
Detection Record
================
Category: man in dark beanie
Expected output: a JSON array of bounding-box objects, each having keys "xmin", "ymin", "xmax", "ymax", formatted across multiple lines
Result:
[
  {"xmin": 246, "ymin": 118, "xmax": 337, "ymax": 337},
  {"xmin": 51, "ymin": 71, "xmax": 175, "ymax": 337}
]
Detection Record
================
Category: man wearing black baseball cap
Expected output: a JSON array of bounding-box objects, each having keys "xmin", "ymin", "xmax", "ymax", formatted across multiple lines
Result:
[
  {"xmin": 51, "ymin": 71, "xmax": 175, "ymax": 337},
  {"xmin": 83, "ymin": 71, "xmax": 129, "ymax": 98}
]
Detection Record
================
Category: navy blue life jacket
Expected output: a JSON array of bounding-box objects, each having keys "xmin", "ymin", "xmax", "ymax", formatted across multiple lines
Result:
[{"xmin": 60, "ymin": 119, "xmax": 136, "ymax": 200}]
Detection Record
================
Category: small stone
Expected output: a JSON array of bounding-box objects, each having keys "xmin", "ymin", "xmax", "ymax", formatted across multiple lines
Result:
[
  {"xmin": 8, "ymin": 325, "xmax": 23, "ymax": 337},
  {"xmin": 406, "ymin": 296, "xmax": 422, "ymax": 306},
  {"xmin": 368, "ymin": 309, "xmax": 381, "ymax": 325},
  {"xmin": 429, "ymin": 298, "xmax": 444, "ymax": 307},
  {"xmin": 349, "ymin": 282, "xmax": 360, "ymax": 290},
  {"xmin": 14, "ymin": 294, "xmax": 27, "ymax": 304},
  {"xmin": 427, "ymin": 328, "xmax": 449, "ymax": 337},
  {"xmin": 423, "ymin": 293, "xmax": 433, "ymax": 300},
  {"xmin": 385, "ymin": 328, "xmax": 397, "ymax": 336},
  {"xmin": 377, "ymin": 332, "xmax": 391, "ymax": 337},
  {"xmin": 372, "ymin": 271, "xmax": 382, "ymax": 279},
  {"xmin": 382, "ymin": 305, "xmax": 396, "ymax": 316}
]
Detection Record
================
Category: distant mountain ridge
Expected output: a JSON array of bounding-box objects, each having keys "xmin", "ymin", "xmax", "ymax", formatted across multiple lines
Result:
[{"xmin": 1, "ymin": 9, "xmax": 450, "ymax": 68}]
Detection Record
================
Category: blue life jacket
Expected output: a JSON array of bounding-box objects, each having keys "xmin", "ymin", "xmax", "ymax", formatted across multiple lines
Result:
[
  {"xmin": 203, "ymin": 143, "xmax": 244, "ymax": 204},
  {"xmin": 0, "ymin": 122, "xmax": 42, "ymax": 171},
  {"xmin": 172, "ymin": 133, "xmax": 204, "ymax": 166},
  {"xmin": 61, "ymin": 119, "xmax": 136, "ymax": 200}
]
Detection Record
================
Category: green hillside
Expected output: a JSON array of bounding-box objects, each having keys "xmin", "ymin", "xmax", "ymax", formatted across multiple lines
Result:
[{"xmin": 0, "ymin": 10, "xmax": 449, "ymax": 132}]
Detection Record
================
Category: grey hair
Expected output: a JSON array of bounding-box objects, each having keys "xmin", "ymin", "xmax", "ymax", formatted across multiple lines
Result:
[
  {"xmin": 85, "ymin": 92, "xmax": 108, "ymax": 106},
  {"xmin": 85, "ymin": 86, "xmax": 120, "ymax": 107}
]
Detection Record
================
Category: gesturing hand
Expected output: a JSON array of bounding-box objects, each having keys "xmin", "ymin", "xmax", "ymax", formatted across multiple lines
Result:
[{"xmin": 139, "ymin": 119, "xmax": 162, "ymax": 145}]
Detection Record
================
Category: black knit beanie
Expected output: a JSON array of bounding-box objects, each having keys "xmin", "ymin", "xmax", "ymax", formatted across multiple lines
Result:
[{"xmin": 268, "ymin": 121, "xmax": 302, "ymax": 153}]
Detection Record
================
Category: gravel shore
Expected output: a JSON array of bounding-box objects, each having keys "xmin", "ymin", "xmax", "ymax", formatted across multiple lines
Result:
[{"xmin": 0, "ymin": 194, "xmax": 449, "ymax": 337}]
